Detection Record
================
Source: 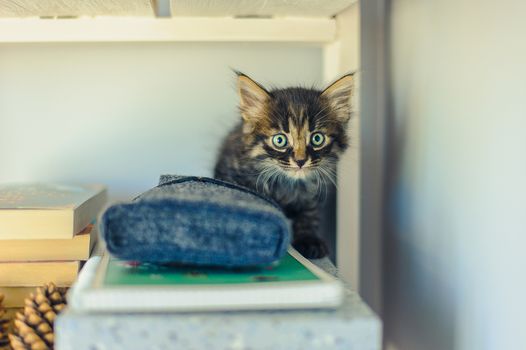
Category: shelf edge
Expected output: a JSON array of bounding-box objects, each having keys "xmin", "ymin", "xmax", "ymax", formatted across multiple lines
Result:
[{"xmin": 0, "ymin": 17, "xmax": 336, "ymax": 43}]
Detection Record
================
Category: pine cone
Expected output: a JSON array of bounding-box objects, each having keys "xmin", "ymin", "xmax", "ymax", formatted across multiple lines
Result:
[
  {"xmin": 9, "ymin": 283, "xmax": 67, "ymax": 350},
  {"xmin": 0, "ymin": 294, "xmax": 9, "ymax": 349}
]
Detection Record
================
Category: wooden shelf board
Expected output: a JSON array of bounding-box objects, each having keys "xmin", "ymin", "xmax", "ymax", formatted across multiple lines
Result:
[{"xmin": 0, "ymin": 17, "xmax": 336, "ymax": 43}]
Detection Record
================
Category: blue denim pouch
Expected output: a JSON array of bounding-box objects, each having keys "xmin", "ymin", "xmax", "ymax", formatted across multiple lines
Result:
[{"xmin": 101, "ymin": 175, "xmax": 291, "ymax": 267}]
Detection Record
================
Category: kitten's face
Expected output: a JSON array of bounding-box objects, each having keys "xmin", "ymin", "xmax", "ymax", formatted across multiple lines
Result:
[{"xmin": 237, "ymin": 73, "xmax": 353, "ymax": 183}]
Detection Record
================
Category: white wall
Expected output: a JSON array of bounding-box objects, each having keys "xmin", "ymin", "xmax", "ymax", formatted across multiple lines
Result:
[
  {"xmin": 385, "ymin": 1, "xmax": 526, "ymax": 349},
  {"xmin": 0, "ymin": 43, "xmax": 322, "ymax": 200}
]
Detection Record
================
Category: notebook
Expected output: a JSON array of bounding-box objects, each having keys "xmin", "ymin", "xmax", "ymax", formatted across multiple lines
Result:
[{"xmin": 68, "ymin": 249, "xmax": 344, "ymax": 312}]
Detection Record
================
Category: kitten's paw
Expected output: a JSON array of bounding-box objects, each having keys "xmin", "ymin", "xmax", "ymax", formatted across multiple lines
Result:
[{"xmin": 292, "ymin": 235, "xmax": 328, "ymax": 259}]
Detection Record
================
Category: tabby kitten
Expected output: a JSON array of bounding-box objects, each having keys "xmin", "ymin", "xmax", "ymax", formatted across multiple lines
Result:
[{"xmin": 214, "ymin": 72, "xmax": 354, "ymax": 259}]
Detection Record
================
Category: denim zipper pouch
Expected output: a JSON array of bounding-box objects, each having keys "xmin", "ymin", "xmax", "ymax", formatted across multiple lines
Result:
[{"xmin": 101, "ymin": 175, "xmax": 291, "ymax": 267}]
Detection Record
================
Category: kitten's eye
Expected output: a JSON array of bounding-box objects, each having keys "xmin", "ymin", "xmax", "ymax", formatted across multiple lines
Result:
[
  {"xmin": 311, "ymin": 132, "xmax": 326, "ymax": 147},
  {"xmin": 272, "ymin": 134, "xmax": 288, "ymax": 148}
]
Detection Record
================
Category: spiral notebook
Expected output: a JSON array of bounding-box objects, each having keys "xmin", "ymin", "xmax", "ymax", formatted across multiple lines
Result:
[{"xmin": 68, "ymin": 249, "xmax": 343, "ymax": 312}]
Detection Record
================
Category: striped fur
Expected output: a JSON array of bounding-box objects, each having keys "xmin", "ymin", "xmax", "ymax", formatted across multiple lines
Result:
[{"xmin": 214, "ymin": 72, "xmax": 353, "ymax": 258}]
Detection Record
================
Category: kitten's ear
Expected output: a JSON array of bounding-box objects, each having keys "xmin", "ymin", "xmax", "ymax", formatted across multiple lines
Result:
[
  {"xmin": 321, "ymin": 73, "xmax": 354, "ymax": 123},
  {"xmin": 237, "ymin": 72, "xmax": 270, "ymax": 129}
]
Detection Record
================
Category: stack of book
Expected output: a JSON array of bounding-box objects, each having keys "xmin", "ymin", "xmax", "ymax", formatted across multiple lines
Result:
[{"xmin": 0, "ymin": 183, "xmax": 106, "ymax": 322}]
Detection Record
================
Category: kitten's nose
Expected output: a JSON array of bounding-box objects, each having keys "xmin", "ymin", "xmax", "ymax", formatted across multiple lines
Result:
[{"xmin": 295, "ymin": 158, "xmax": 307, "ymax": 168}]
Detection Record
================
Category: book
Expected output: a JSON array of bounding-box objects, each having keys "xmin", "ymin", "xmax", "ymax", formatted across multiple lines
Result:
[
  {"xmin": 0, "ymin": 261, "xmax": 80, "ymax": 287},
  {"xmin": 0, "ymin": 183, "xmax": 107, "ymax": 239},
  {"xmin": 68, "ymin": 249, "xmax": 344, "ymax": 312},
  {"xmin": 0, "ymin": 287, "xmax": 36, "ymax": 308},
  {"xmin": 0, "ymin": 224, "xmax": 97, "ymax": 262}
]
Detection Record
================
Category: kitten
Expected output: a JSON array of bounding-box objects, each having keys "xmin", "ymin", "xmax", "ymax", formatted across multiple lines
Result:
[{"xmin": 214, "ymin": 72, "xmax": 353, "ymax": 259}]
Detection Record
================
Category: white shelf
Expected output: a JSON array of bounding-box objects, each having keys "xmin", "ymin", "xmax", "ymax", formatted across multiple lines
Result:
[
  {"xmin": 0, "ymin": 17, "xmax": 336, "ymax": 43},
  {"xmin": 171, "ymin": 0, "xmax": 356, "ymax": 18},
  {"xmin": 0, "ymin": 0, "xmax": 357, "ymax": 19},
  {"xmin": 0, "ymin": 0, "xmax": 153, "ymax": 17}
]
